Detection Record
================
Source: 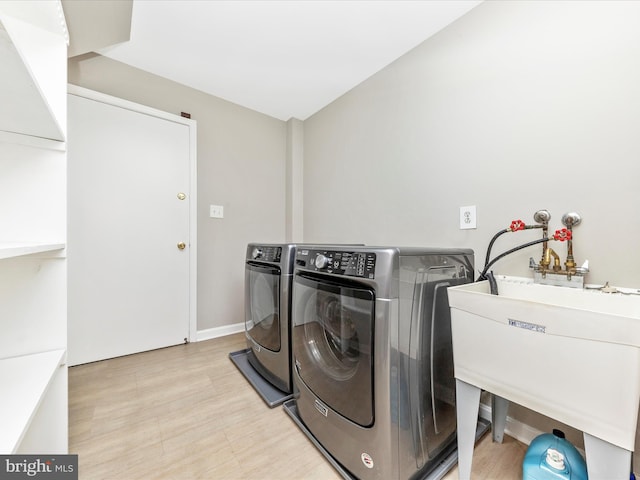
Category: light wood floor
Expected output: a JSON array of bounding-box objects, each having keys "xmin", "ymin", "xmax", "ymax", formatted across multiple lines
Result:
[{"xmin": 69, "ymin": 332, "xmax": 526, "ymax": 479}]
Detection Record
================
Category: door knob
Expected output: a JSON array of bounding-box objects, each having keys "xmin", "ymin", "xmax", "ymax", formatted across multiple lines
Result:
[
  {"xmin": 177, "ymin": 242, "xmax": 186, "ymax": 250},
  {"xmin": 177, "ymin": 192, "xmax": 186, "ymax": 200}
]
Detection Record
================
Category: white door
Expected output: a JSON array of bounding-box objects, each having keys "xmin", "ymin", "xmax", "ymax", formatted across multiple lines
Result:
[{"xmin": 67, "ymin": 90, "xmax": 195, "ymax": 365}]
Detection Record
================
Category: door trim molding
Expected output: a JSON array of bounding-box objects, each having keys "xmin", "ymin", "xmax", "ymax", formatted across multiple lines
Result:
[{"xmin": 67, "ymin": 84, "xmax": 198, "ymax": 342}]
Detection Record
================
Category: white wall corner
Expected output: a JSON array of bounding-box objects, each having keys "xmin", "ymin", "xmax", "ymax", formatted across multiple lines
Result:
[{"xmin": 285, "ymin": 118, "xmax": 304, "ymax": 242}]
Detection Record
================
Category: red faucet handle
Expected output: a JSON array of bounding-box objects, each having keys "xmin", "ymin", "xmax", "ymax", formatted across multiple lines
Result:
[
  {"xmin": 510, "ymin": 220, "xmax": 525, "ymax": 231},
  {"xmin": 553, "ymin": 228, "xmax": 572, "ymax": 241}
]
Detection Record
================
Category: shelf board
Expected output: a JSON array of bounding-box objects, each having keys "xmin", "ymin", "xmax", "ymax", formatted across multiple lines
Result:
[
  {"xmin": 0, "ymin": 20, "xmax": 65, "ymax": 141},
  {"xmin": 0, "ymin": 349, "xmax": 66, "ymax": 453},
  {"xmin": 0, "ymin": 242, "xmax": 65, "ymax": 260}
]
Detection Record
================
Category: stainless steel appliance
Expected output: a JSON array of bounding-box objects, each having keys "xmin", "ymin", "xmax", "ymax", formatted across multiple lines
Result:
[
  {"xmin": 245, "ymin": 243, "xmax": 298, "ymax": 393},
  {"xmin": 291, "ymin": 246, "xmax": 474, "ymax": 480}
]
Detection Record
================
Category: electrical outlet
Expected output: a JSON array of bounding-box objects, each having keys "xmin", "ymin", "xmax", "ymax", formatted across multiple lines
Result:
[
  {"xmin": 209, "ymin": 205, "xmax": 224, "ymax": 218},
  {"xmin": 460, "ymin": 205, "xmax": 477, "ymax": 229}
]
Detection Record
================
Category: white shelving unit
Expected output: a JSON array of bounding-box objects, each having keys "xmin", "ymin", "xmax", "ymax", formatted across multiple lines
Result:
[
  {"xmin": 0, "ymin": 350, "xmax": 66, "ymax": 453},
  {"xmin": 0, "ymin": 0, "xmax": 68, "ymax": 454},
  {"xmin": 0, "ymin": 1, "xmax": 66, "ymax": 142}
]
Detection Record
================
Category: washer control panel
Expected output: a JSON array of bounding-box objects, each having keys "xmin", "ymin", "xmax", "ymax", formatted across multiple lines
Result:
[
  {"xmin": 296, "ymin": 249, "xmax": 376, "ymax": 279},
  {"xmin": 251, "ymin": 245, "xmax": 282, "ymax": 262}
]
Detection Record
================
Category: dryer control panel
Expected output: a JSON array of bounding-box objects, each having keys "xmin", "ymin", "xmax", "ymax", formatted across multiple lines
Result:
[
  {"xmin": 296, "ymin": 249, "xmax": 376, "ymax": 279},
  {"xmin": 250, "ymin": 245, "xmax": 282, "ymax": 262}
]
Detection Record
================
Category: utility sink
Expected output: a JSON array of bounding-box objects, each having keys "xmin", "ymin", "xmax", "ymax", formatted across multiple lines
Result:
[{"xmin": 447, "ymin": 275, "xmax": 640, "ymax": 479}]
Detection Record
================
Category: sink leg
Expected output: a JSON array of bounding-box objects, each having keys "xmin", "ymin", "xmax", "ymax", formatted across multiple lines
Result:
[
  {"xmin": 491, "ymin": 394, "xmax": 509, "ymax": 444},
  {"xmin": 456, "ymin": 379, "xmax": 481, "ymax": 480},
  {"xmin": 583, "ymin": 433, "xmax": 631, "ymax": 480}
]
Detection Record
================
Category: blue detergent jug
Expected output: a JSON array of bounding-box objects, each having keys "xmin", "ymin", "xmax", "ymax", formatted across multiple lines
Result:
[{"xmin": 523, "ymin": 429, "xmax": 588, "ymax": 480}]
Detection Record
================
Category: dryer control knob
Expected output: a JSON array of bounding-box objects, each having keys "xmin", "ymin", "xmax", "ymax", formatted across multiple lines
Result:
[
  {"xmin": 252, "ymin": 247, "xmax": 263, "ymax": 259},
  {"xmin": 315, "ymin": 254, "xmax": 329, "ymax": 269}
]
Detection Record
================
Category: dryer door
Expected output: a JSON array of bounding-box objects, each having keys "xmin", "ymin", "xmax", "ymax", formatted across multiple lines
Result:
[
  {"xmin": 245, "ymin": 262, "xmax": 281, "ymax": 351},
  {"xmin": 293, "ymin": 273, "xmax": 375, "ymax": 427}
]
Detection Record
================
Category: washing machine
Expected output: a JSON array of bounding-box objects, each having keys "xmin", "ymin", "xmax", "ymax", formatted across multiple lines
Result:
[
  {"xmin": 245, "ymin": 243, "xmax": 298, "ymax": 393},
  {"xmin": 245, "ymin": 242, "xmax": 363, "ymax": 395},
  {"xmin": 291, "ymin": 246, "xmax": 474, "ymax": 480}
]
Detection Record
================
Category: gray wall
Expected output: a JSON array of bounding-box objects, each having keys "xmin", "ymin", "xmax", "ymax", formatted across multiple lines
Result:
[
  {"xmin": 68, "ymin": 54, "xmax": 287, "ymax": 333},
  {"xmin": 304, "ymin": 0, "xmax": 640, "ymax": 288},
  {"xmin": 303, "ymin": 0, "xmax": 640, "ymax": 450}
]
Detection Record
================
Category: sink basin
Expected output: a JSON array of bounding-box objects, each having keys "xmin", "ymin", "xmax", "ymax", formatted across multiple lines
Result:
[{"xmin": 447, "ymin": 275, "xmax": 640, "ymax": 451}]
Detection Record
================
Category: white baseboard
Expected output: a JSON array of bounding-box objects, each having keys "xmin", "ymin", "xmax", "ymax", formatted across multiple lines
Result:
[
  {"xmin": 479, "ymin": 403, "xmax": 542, "ymax": 447},
  {"xmin": 479, "ymin": 403, "xmax": 588, "ymax": 457},
  {"xmin": 196, "ymin": 322, "xmax": 244, "ymax": 342}
]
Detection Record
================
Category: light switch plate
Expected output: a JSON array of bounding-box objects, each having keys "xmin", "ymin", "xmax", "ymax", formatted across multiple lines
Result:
[
  {"xmin": 460, "ymin": 205, "xmax": 476, "ymax": 229},
  {"xmin": 210, "ymin": 205, "xmax": 224, "ymax": 218}
]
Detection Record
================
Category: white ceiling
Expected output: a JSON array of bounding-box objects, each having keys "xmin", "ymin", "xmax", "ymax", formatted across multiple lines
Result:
[{"xmin": 98, "ymin": 0, "xmax": 482, "ymax": 121}]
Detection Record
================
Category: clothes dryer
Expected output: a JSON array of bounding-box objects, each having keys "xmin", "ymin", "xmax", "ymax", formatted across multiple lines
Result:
[{"xmin": 291, "ymin": 246, "xmax": 474, "ymax": 480}]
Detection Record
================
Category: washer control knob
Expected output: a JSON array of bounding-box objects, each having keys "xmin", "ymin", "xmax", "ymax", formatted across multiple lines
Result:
[
  {"xmin": 252, "ymin": 247, "xmax": 263, "ymax": 259},
  {"xmin": 315, "ymin": 254, "xmax": 330, "ymax": 269}
]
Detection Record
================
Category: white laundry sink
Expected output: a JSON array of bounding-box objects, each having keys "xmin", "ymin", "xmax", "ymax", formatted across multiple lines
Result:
[{"xmin": 447, "ymin": 275, "xmax": 640, "ymax": 452}]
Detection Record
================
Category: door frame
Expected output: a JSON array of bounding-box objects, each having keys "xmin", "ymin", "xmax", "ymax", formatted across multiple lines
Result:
[{"xmin": 67, "ymin": 84, "xmax": 198, "ymax": 343}]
